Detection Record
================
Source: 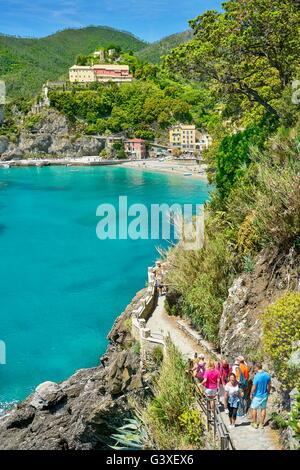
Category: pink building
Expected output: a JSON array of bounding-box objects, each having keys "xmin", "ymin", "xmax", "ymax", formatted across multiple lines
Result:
[
  {"xmin": 124, "ymin": 139, "xmax": 146, "ymax": 159},
  {"xmin": 93, "ymin": 65, "xmax": 133, "ymax": 82}
]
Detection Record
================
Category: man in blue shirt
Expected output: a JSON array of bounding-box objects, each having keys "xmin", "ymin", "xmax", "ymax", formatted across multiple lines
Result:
[{"xmin": 250, "ymin": 362, "xmax": 271, "ymax": 429}]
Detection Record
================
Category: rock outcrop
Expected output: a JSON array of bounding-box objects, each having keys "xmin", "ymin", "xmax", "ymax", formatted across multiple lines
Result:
[
  {"xmin": 219, "ymin": 247, "xmax": 300, "ymax": 363},
  {"xmin": 219, "ymin": 247, "xmax": 300, "ymax": 449},
  {"xmin": 0, "ymin": 110, "xmax": 106, "ymax": 160},
  {"xmin": 0, "ymin": 134, "xmax": 105, "ymax": 160},
  {"xmin": 0, "ymin": 289, "xmax": 153, "ymax": 450}
]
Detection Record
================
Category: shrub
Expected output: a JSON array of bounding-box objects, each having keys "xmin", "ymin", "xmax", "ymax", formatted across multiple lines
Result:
[
  {"xmin": 262, "ymin": 292, "xmax": 300, "ymax": 388},
  {"xmin": 144, "ymin": 338, "xmax": 204, "ymax": 449},
  {"xmin": 165, "ymin": 303, "xmax": 178, "ymax": 316},
  {"xmin": 134, "ymin": 341, "xmax": 141, "ymax": 355},
  {"xmin": 243, "ymin": 254, "xmax": 255, "ymax": 274},
  {"xmin": 287, "ymin": 391, "xmax": 300, "ymax": 443},
  {"xmin": 178, "ymin": 410, "xmax": 205, "ymax": 444},
  {"xmin": 237, "ymin": 214, "xmax": 260, "ymax": 255},
  {"xmin": 124, "ymin": 317, "xmax": 132, "ymax": 332},
  {"xmin": 117, "ymin": 150, "xmax": 127, "ymax": 159},
  {"xmin": 152, "ymin": 346, "xmax": 163, "ymax": 364},
  {"xmin": 225, "ymin": 131, "xmax": 300, "ymax": 252},
  {"xmin": 215, "ymin": 116, "xmax": 278, "ymax": 199},
  {"xmin": 165, "ymin": 223, "xmax": 235, "ymax": 343},
  {"xmin": 83, "ymin": 125, "xmax": 97, "ymax": 135}
]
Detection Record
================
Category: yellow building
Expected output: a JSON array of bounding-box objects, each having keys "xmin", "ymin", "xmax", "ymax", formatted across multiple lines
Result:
[
  {"xmin": 169, "ymin": 124, "xmax": 212, "ymax": 152},
  {"xmin": 169, "ymin": 124, "xmax": 196, "ymax": 151},
  {"xmin": 69, "ymin": 66, "xmax": 96, "ymax": 83}
]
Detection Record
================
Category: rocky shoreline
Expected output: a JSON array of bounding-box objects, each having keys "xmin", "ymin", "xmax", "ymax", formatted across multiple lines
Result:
[{"xmin": 0, "ymin": 288, "xmax": 156, "ymax": 450}]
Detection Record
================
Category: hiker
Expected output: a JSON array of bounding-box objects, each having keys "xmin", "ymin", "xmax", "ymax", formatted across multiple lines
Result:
[
  {"xmin": 250, "ymin": 362, "xmax": 271, "ymax": 429},
  {"xmin": 193, "ymin": 354, "xmax": 206, "ymax": 384},
  {"xmin": 232, "ymin": 356, "xmax": 249, "ymax": 417},
  {"xmin": 218, "ymin": 359, "xmax": 230, "ymax": 405},
  {"xmin": 153, "ymin": 263, "xmax": 163, "ymax": 296},
  {"xmin": 201, "ymin": 360, "xmax": 220, "ymax": 410},
  {"xmin": 224, "ymin": 373, "xmax": 243, "ymax": 428}
]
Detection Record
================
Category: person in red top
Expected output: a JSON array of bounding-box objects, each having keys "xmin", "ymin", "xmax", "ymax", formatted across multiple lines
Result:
[
  {"xmin": 218, "ymin": 359, "xmax": 230, "ymax": 405},
  {"xmin": 202, "ymin": 360, "xmax": 220, "ymax": 410}
]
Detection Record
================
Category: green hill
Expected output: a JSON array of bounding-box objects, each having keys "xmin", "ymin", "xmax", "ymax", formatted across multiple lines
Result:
[
  {"xmin": 136, "ymin": 30, "xmax": 193, "ymax": 64},
  {"xmin": 0, "ymin": 26, "xmax": 147, "ymax": 99}
]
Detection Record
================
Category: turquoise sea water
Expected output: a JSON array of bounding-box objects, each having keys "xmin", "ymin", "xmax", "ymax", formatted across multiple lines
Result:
[{"xmin": 0, "ymin": 165, "xmax": 212, "ymax": 411}]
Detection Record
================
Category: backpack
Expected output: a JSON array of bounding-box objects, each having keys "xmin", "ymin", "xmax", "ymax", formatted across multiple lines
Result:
[
  {"xmin": 237, "ymin": 366, "xmax": 247, "ymax": 388},
  {"xmin": 196, "ymin": 362, "xmax": 206, "ymax": 381}
]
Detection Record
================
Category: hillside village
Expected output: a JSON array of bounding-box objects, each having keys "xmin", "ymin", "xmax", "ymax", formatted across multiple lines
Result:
[{"xmin": 0, "ymin": 44, "xmax": 214, "ymax": 162}]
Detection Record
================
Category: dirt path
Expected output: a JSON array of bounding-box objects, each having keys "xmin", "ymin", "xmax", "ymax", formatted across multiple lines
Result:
[
  {"xmin": 147, "ymin": 296, "xmax": 207, "ymax": 359},
  {"xmin": 146, "ymin": 296, "xmax": 281, "ymax": 451}
]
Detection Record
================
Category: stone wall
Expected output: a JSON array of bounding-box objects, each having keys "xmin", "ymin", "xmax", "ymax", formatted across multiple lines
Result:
[{"xmin": 131, "ymin": 267, "xmax": 166, "ymax": 358}]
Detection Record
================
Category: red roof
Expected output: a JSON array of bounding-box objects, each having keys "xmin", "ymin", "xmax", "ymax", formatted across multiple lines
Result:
[{"xmin": 124, "ymin": 138, "xmax": 145, "ymax": 143}]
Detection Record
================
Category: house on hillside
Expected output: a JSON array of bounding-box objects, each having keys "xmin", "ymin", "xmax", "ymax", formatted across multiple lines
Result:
[
  {"xmin": 69, "ymin": 64, "xmax": 133, "ymax": 84},
  {"xmin": 169, "ymin": 124, "xmax": 212, "ymax": 153},
  {"xmin": 124, "ymin": 139, "xmax": 146, "ymax": 159},
  {"xmin": 93, "ymin": 50, "xmax": 105, "ymax": 62}
]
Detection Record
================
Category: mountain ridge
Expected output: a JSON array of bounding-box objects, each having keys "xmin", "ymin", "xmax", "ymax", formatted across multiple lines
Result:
[{"xmin": 0, "ymin": 26, "xmax": 192, "ymax": 98}]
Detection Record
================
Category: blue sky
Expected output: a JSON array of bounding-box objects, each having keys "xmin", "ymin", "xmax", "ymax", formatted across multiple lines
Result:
[{"xmin": 0, "ymin": 0, "xmax": 222, "ymax": 42}]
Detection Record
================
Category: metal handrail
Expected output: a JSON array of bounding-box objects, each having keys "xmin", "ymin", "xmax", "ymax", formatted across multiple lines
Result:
[{"xmin": 189, "ymin": 372, "xmax": 235, "ymax": 450}]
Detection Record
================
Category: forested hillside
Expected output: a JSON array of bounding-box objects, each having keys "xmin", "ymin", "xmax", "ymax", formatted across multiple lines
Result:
[
  {"xmin": 0, "ymin": 26, "xmax": 146, "ymax": 98},
  {"xmin": 136, "ymin": 30, "xmax": 193, "ymax": 64},
  {"xmin": 162, "ymin": 0, "xmax": 300, "ymax": 385}
]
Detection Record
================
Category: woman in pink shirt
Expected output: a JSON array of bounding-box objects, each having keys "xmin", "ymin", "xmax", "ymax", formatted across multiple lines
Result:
[{"xmin": 202, "ymin": 360, "xmax": 220, "ymax": 409}]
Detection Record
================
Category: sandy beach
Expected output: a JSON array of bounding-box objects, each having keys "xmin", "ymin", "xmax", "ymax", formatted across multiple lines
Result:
[
  {"xmin": 118, "ymin": 159, "xmax": 208, "ymax": 180},
  {"xmin": 0, "ymin": 157, "xmax": 208, "ymax": 181}
]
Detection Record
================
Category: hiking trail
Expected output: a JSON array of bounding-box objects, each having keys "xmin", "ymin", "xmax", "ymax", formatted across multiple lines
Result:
[{"xmin": 146, "ymin": 296, "xmax": 281, "ymax": 451}]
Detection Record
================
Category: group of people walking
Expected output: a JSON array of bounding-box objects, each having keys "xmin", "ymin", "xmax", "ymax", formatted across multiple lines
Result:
[{"xmin": 190, "ymin": 354, "xmax": 272, "ymax": 430}]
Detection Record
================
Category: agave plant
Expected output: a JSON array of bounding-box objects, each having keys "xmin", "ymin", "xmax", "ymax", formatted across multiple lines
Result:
[{"xmin": 110, "ymin": 417, "xmax": 149, "ymax": 450}]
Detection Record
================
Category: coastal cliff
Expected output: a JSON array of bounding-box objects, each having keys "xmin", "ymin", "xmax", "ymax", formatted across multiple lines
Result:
[
  {"xmin": 0, "ymin": 109, "xmax": 105, "ymax": 160},
  {"xmin": 219, "ymin": 247, "xmax": 300, "ymax": 363},
  {"xmin": 0, "ymin": 288, "xmax": 154, "ymax": 450}
]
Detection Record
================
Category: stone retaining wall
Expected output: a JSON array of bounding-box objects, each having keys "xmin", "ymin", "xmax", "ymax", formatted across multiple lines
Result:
[
  {"xmin": 176, "ymin": 319, "xmax": 221, "ymax": 361},
  {"xmin": 131, "ymin": 267, "xmax": 166, "ymax": 358}
]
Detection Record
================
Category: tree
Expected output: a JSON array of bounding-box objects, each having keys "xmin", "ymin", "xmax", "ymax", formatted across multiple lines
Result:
[
  {"xmin": 164, "ymin": 0, "xmax": 300, "ymax": 119},
  {"xmin": 215, "ymin": 115, "xmax": 278, "ymax": 198},
  {"xmin": 76, "ymin": 54, "xmax": 88, "ymax": 66}
]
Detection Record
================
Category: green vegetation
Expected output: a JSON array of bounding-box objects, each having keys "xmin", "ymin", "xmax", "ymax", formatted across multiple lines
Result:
[
  {"xmin": 151, "ymin": 346, "xmax": 164, "ymax": 364},
  {"xmin": 287, "ymin": 391, "xmax": 300, "ymax": 444},
  {"xmin": 0, "ymin": 26, "xmax": 146, "ymax": 99},
  {"xmin": 136, "ymin": 30, "xmax": 193, "ymax": 64},
  {"xmin": 161, "ymin": 0, "xmax": 300, "ymax": 357},
  {"xmin": 144, "ymin": 338, "xmax": 205, "ymax": 449},
  {"xmin": 48, "ymin": 79, "xmax": 199, "ymax": 136},
  {"xmin": 215, "ymin": 116, "xmax": 278, "ymax": 199},
  {"xmin": 110, "ymin": 417, "xmax": 151, "ymax": 450},
  {"xmin": 165, "ymin": 221, "xmax": 235, "ymax": 342},
  {"xmin": 165, "ymin": 0, "xmax": 300, "ymax": 123},
  {"xmin": 262, "ymin": 292, "xmax": 300, "ymax": 389},
  {"xmin": 133, "ymin": 341, "xmax": 141, "ymax": 355}
]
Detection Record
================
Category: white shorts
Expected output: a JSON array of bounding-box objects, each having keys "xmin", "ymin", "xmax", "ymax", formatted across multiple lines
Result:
[{"xmin": 205, "ymin": 388, "xmax": 218, "ymax": 398}]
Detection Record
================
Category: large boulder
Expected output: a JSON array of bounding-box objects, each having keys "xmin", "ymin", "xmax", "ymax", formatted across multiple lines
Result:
[{"xmin": 29, "ymin": 381, "xmax": 66, "ymax": 410}]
